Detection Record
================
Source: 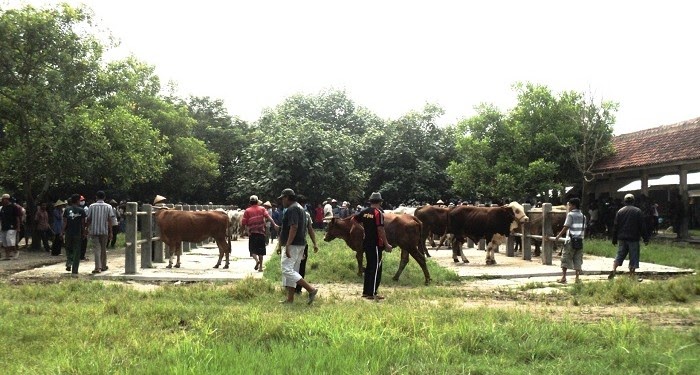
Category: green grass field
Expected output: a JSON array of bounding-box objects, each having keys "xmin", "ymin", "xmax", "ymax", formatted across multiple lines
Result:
[{"xmin": 1, "ymin": 232, "xmax": 698, "ymax": 374}]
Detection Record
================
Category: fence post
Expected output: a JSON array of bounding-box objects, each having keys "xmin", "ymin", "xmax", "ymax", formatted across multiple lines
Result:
[
  {"xmin": 196, "ymin": 204, "xmax": 204, "ymax": 246},
  {"xmin": 522, "ymin": 203, "xmax": 532, "ymax": 261},
  {"xmin": 141, "ymin": 204, "xmax": 153, "ymax": 269},
  {"xmin": 541, "ymin": 203, "xmax": 553, "ymax": 265},
  {"xmin": 125, "ymin": 202, "xmax": 138, "ymax": 274},
  {"xmin": 491, "ymin": 204, "xmax": 500, "ymax": 252},
  {"xmin": 153, "ymin": 208, "xmax": 164, "ymax": 263},
  {"xmin": 506, "ymin": 235, "xmax": 515, "ymax": 257},
  {"xmin": 183, "ymin": 205, "xmax": 192, "ymax": 252},
  {"xmin": 466, "ymin": 238, "xmax": 474, "ymax": 248}
]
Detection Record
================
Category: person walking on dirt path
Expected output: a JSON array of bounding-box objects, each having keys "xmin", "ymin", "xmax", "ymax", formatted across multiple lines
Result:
[
  {"xmin": 79, "ymin": 196, "xmax": 89, "ymax": 261},
  {"xmin": 86, "ymin": 191, "xmax": 115, "ymax": 274},
  {"xmin": 242, "ymin": 195, "xmax": 278, "ymax": 272},
  {"xmin": 51, "ymin": 200, "xmax": 67, "ymax": 256},
  {"xmin": 553, "ymin": 198, "xmax": 586, "ymax": 284},
  {"xmin": 294, "ymin": 195, "xmax": 319, "ymax": 295},
  {"xmin": 608, "ymin": 193, "xmax": 650, "ymax": 281},
  {"xmin": 1, "ymin": 193, "xmax": 21, "ymax": 260},
  {"xmin": 353, "ymin": 192, "xmax": 392, "ymax": 300},
  {"xmin": 63, "ymin": 194, "xmax": 86, "ymax": 274},
  {"xmin": 278, "ymin": 188, "xmax": 319, "ymax": 305}
]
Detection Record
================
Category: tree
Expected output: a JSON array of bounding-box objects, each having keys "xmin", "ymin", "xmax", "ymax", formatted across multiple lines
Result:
[{"xmin": 368, "ymin": 104, "xmax": 455, "ymax": 205}]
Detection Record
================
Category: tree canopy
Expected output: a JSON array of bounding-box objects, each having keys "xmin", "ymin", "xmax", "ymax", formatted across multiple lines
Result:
[{"xmin": 0, "ymin": 4, "xmax": 617, "ymax": 208}]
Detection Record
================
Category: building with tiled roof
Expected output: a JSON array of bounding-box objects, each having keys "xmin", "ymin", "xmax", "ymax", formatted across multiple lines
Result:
[
  {"xmin": 591, "ymin": 117, "xmax": 700, "ymax": 239},
  {"xmin": 593, "ymin": 117, "xmax": 700, "ymax": 173}
]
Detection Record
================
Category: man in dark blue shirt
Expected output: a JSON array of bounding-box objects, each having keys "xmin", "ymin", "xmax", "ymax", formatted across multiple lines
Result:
[
  {"xmin": 353, "ymin": 192, "xmax": 392, "ymax": 300},
  {"xmin": 608, "ymin": 193, "xmax": 650, "ymax": 281}
]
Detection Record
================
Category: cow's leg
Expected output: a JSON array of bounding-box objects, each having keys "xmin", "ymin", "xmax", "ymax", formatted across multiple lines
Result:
[
  {"xmin": 356, "ymin": 250, "xmax": 364, "ymax": 276},
  {"xmin": 174, "ymin": 244, "xmax": 181, "ymax": 268},
  {"xmin": 452, "ymin": 238, "xmax": 468, "ymax": 263},
  {"xmin": 485, "ymin": 234, "xmax": 505, "ymax": 265},
  {"xmin": 436, "ymin": 233, "xmax": 448, "ymax": 250},
  {"xmin": 392, "ymin": 249, "xmax": 411, "ymax": 282},
  {"xmin": 166, "ymin": 245, "xmax": 173, "ymax": 268},
  {"xmin": 406, "ymin": 246, "xmax": 431, "ymax": 285}
]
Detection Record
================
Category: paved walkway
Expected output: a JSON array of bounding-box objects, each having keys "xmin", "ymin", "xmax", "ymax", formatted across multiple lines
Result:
[
  {"xmin": 8, "ymin": 240, "xmax": 694, "ymax": 283},
  {"xmin": 10, "ymin": 239, "xmax": 270, "ymax": 282}
]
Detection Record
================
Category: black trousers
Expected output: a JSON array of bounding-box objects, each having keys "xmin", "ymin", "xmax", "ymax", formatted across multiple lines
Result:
[
  {"xmin": 363, "ymin": 245, "xmax": 383, "ymax": 296},
  {"xmin": 80, "ymin": 237, "xmax": 87, "ymax": 259},
  {"xmin": 295, "ymin": 245, "xmax": 309, "ymax": 294},
  {"xmin": 51, "ymin": 233, "xmax": 64, "ymax": 255},
  {"xmin": 38, "ymin": 229, "xmax": 51, "ymax": 251},
  {"xmin": 110, "ymin": 225, "xmax": 119, "ymax": 247}
]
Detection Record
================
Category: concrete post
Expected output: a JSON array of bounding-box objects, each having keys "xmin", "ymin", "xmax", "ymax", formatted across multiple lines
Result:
[
  {"xmin": 125, "ymin": 202, "xmax": 138, "ymax": 274},
  {"xmin": 467, "ymin": 238, "xmax": 474, "ymax": 248},
  {"xmin": 153, "ymin": 209, "xmax": 164, "ymax": 263},
  {"xmin": 680, "ymin": 167, "xmax": 689, "ymax": 240},
  {"xmin": 506, "ymin": 235, "xmax": 515, "ymax": 257},
  {"xmin": 541, "ymin": 203, "xmax": 553, "ymax": 265},
  {"xmin": 141, "ymin": 204, "xmax": 153, "ymax": 269},
  {"xmin": 522, "ymin": 203, "xmax": 532, "ymax": 261},
  {"xmin": 182, "ymin": 205, "xmax": 192, "ymax": 252}
]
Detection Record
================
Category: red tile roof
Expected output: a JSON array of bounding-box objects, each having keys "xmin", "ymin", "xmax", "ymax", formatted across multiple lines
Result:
[{"xmin": 593, "ymin": 117, "xmax": 700, "ymax": 172}]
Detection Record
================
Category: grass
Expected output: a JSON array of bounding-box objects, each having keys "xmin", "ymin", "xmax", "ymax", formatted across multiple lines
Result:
[
  {"xmin": 263, "ymin": 230, "xmax": 461, "ymax": 286},
  {"xmin": 0, "ymin": 279, "xmax": 698, "ymax": 374},
  {"xmin": 584, "ymin": 238, "xmax": 700, "ymax": 270}
]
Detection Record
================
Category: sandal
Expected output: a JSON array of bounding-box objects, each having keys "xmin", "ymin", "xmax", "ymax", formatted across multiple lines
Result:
[{"xmin": 556, "ymin": 279, "xmax": 567, "ymax": 284}]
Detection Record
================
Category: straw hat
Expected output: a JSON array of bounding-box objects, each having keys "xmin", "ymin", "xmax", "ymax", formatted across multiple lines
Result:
[
  {"xmin": 263, "ymin": 201, "xmax": 272, "ymax": 207},
  {"xmin": 54, "ymin": 199, "xmax": 67, "ymax": 206},
  {"xmin": 154, "ymin": 195, "xmax": 167, "ymax": 204}
]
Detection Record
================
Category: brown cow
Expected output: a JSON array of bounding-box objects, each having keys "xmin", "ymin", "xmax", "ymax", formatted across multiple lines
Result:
[
  {"xmin": 323, "ymin": 213, "xmax": 431, "ymax": 285},
  {"xmin": 518, "ymin": 207, "xmax": 566, "ymax": 257},
  {"xmin": 448, "ymin": 202, "xmax": 529, "ymax": 265},
  {"xmin": 155, "ymin": 208, "xmax": 231, "ymax": 269},
  {"xmin": 414, "ymin": 205, "xmax": 451, "ymax": 257}
]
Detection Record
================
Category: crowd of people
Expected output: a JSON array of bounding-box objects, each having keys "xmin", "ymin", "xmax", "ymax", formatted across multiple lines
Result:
[{"xmin": 0, "ymin": 191, "xmax": 122, "ymax": 276}]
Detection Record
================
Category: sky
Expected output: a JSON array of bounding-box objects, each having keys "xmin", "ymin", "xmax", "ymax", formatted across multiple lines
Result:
[{"xmin": 4, "ymin": 0, "xmax": 700, "ymax": 135}]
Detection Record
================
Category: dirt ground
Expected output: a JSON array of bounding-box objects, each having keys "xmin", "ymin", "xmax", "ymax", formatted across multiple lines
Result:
[{"xmin": 2, "ymin": 247, "xmax": 698, "ymax": 330}]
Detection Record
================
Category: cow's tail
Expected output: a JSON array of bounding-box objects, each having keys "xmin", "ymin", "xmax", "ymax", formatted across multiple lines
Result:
[{"xmin": 227, "ymin": 229, "xmax": 232, "ymax": 253}]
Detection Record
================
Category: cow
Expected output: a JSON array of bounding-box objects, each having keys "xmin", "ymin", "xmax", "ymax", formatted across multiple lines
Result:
[
  {"xmin": 155, "ymin": 208, "xmax": 231, "ymax": 269},
  {"xmin": 323, "ymin": 213, "xmax": 431, "ymax": 285},
  {"xmin": 227, "ymin": 209, "xmax": 243, "ymax": 241},
  {"xmin": 448, "ymin": 202, "xmax": 529, "ymax": 265},
  {"xmin": 414, "ymin": 205, "xmax": 451, "ymax": 257}
]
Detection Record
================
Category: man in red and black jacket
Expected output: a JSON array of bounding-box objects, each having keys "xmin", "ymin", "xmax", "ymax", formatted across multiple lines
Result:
[{"xmin": 353, "ymin": 192, "xmax": 392, "ymax": 300}]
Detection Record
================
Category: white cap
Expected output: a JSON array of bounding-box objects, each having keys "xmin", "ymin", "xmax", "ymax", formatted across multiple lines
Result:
[
  {"xmin": 624, "ymin": 193, "xmax": 635, "ymax": 201},
  {"xmin": 249, "ymin": 195, "xmax": 259, "ymax": 202}
]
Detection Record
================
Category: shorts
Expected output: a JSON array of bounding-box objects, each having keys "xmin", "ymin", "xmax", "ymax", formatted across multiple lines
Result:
[
  {"xmin": 0, "ymin": 230, "xmax": 17, "ymax": 247},
  {"xmin": 560, "ymin": 242, "xmax": 583, "ymax": 271},
  {"xmin": 248, "ymin": 233, "xmax": 267, "ymax": 256},
  {"xmin": 615, "ymin": 240, "xmax": 640, "ymax": 270}
]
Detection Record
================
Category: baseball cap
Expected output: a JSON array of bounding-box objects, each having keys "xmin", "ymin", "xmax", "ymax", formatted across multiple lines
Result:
[
  {"xmin": 249, "ymin": 195, "xmax": 259, "ymax": 202},
  {"xmin": 1, "ymin": 193, "xmax": 9, "ymax": 200},
  {"xmin": 277, "ymin": 188, "xmax": 296, "ymax": 199},
  {"xmin": 624, "ymin": 193, "xmax": 635, "ymax": 201}
]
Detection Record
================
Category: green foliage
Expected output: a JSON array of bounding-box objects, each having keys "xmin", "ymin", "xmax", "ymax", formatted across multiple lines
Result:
[{"xmin": 449, "ymin": 83, "xmax": 617, "ymax": 201}]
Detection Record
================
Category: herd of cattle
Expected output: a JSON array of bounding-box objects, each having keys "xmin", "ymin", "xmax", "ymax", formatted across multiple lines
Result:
[{"xmin": 152, "ymin": 201, "xmax": 567, "ymax": 285}]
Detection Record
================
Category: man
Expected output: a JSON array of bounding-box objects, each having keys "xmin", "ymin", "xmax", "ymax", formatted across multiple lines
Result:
[
  {"xmin": 108, "ymin": 199, "xmax": 120, "ymax": 248},
  {"xmin": 62, "ymin": 194, "xmax": 86, "ymax": 274},
  {"xmin": 338, "ymin": 201, "xmax": 350, "ymax": 219},
  {"xmin": 241, "ymin": 195, "xmax": 277, "ymax": 272},
  {"xmin": 353, "ymin": 192, "xmax": 392, "ymax": 300},
  {"xmin": 79, "ymin": 195, "xmax": 88, "ymax": 261},
  {"xmin": 278, "ymin": 188, "xmax": 318, "ymax": 304},
  {"xmin": 51, "ymin": 199, "xmax": 67, "ymax": 256},
  {"xmin": 85, "ymin": 191, "xmax": 115, "ymax": 274},
  {"xmin": 323, "ymin": 198, "xmax": 333, "ymax": 222},
  {"xmin": 608, "ymin": 193, "xmax": 650, "ymax": 281},
  {"xmin": 34, "ymin": 202, "xmax": 52, "ymax": 252},
  {"xmin": 553, "ymin": 198, "xmax": 585, "ymax": 284},
  {"xmin": 1, "ymin": 193, "xmax": 21, "ymax": 260},
  {"xmin": 294, "ymin": 195, "xmax": 320, "ymax": 294}
]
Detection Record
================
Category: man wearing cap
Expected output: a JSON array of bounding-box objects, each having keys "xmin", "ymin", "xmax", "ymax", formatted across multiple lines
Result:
[
  {"xmin": 242, "ymin": 195, "xmax": 278, "ymax": 272},
  {"xmin": 608, "ymin": 193, "xmax": 650, "ymax": 281},
  {"xmin": 1, "ymin": 193, "xmax": 21, "ymax": 260},
  {"xmin": 51, "ymin": 199, "xmax": 67, "ymax": 256},
  {"xmin": 323, "ymin": 198, "xmax": 333, "ymax": 223},
  {"xmin": 278, "ymin": 188, "xmax": 318, "ymax": 304},
  {"xmin": 353, "ymin": 192, "xmax": 392, "ymax": 300}
]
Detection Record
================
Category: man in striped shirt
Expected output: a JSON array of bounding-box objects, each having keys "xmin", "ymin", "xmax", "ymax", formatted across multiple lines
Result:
[
  {"xmin": 86, "ymin": 191, "xmax": 116, "ymax": 274},
  {"xmin": 554, "ymin": 197, "xmax": 585, "ymax": 284}
]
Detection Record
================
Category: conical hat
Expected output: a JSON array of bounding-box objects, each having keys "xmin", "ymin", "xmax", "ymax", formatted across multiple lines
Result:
[
  {"xmin": 154, "ymin": 195, "xmax": 167, "ymax": 204},
  {"xmin": 54, "ymin": 199, "xmax": 67, "ymax": 206}
]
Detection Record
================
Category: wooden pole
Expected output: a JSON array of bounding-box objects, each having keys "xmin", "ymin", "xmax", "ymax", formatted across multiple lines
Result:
[
  {"xmin": 541, "ymin": 203, "xmax": 553, "ymax": 265},
  {"xmin": 125, "ymin": 202, "xmax": 138, "ymax": 274},
  {"xmin": 522, "ymin": 203, "xmax": 531, "ymax": 261}
]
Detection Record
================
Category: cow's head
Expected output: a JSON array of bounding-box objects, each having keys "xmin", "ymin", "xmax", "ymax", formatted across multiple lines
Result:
[
  {"xmin": 507, "ymin": 201, "xmax": 529, "ymax": 232},
  {"xmin": 324, "ymin": 217, "xmax": 354, "ymax": 242},
  {"xmin": 324, "ymin": 218, "xmax": 340, "ymax": 242}
]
